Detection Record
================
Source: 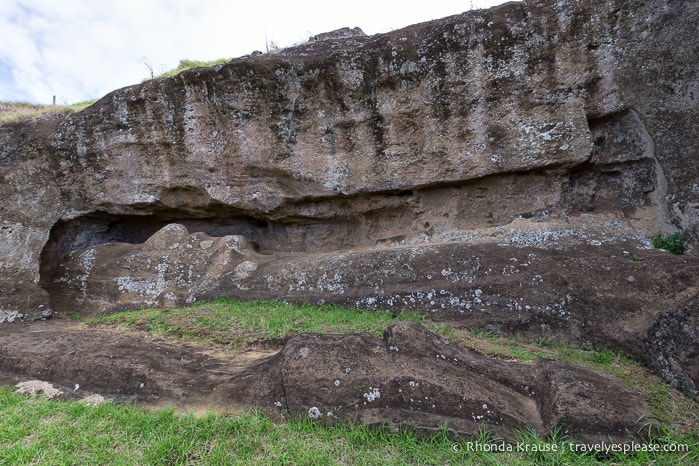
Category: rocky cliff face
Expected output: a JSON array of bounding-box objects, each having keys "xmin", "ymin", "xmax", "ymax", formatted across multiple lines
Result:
[{"xmin": 1, "ymin": 0, "xmax": 697, "ymax": 398}]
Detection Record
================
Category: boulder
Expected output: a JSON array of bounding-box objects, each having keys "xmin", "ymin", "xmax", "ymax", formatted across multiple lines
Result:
[
  {"xmin": 278, "ymin": 321, "xmax": 651, "ymax": 443},
  {"xmin": 310, "ymin": 27, "xmax": 366, "ymax": 42},
  {"xmin": 0, "ymin": 320, "xmax": 653, "ymax": 443}
]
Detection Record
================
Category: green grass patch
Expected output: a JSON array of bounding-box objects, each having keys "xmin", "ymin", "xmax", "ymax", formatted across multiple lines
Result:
[
  {"xmin": 91, "ymin": 298, "xmax": 426, "ymax": 349},
  {"xmin": 651, "ymin": 232, "xmax": 686, "ymax": 255},
  {"xmin": 1, "ymin": 388, "xmax": 696, "ymax": 465},
  {"xmin": 154, "ymin": 58, "xmax": 231, "ymax": 80},
  {"xmin": 454, "ymin": 326, "xmax": 640, "ymax": 371},
  {"xmin": 0, "ymin": 101, "xmax": 97, "ymax": 124}
]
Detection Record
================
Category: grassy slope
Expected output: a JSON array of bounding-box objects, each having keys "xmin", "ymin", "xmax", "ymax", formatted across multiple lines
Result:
[
  {"xmin": 0, "ymin": 101, "xmax": 96, "ymax": 124},
  {"xmin": 89, "ymin": 298, "xmax": 426, "ymax": 347},
  {"xmin": 1, "ymin": 299, "xmax": 696, "ymax": 465}
]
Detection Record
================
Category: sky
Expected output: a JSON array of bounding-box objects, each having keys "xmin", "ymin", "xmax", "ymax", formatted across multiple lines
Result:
[{"xmin": 0, "ymin": 0, "xmax": 510, "ymax": 105}]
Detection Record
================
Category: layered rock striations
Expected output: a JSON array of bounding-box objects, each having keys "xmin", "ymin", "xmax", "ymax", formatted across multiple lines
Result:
[{"xmin": 1, "ymin": 0, "xmax": 697, "ymax": 400}]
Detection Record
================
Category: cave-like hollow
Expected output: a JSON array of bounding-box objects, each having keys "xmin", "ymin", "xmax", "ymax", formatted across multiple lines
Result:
[{"xmin": 38, "ymin": 209, "xmax": 278, "ymax": 290}]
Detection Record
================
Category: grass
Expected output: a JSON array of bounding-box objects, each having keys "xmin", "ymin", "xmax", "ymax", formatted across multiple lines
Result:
[
  {"xmin": 0, "ymin": 101, "xmax": 97, "ymax": 124},
  {"xmin": 153, "ymin": 58, "xmax": 231, "ymax": 80},
  {"xmin": 2, "ymin": 299, "xmax": 697, "ymax": 464},
  {"xmin": 0, "ymin": 388, "xmax": 695, "ymax": 465},
  {"xmin": 651, "ymin": 232, "xmax": 686, "ymax": 255},
  {"xmin": 91, "ymin": 298, "xmax": 427, "ymax": 350},
  {"xmin": 0, "ymin": 57, "xmax": 227, "ymax": 125},
  {"xmin": 462, "ymin": 327, "xmax": 638, "ymax": 369}
]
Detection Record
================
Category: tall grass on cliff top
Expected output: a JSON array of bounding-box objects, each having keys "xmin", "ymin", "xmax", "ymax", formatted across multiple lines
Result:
[
  {"xmin": 0, "ymin": 58, "xmax": 226, "ymax": 124},
  {"xmin": 150, "ymin": 58, "xmax": 231, "ymax": 80},
  {"xmin": 0, "ymin": 101, "xmax": 96, "ymax": 124}
]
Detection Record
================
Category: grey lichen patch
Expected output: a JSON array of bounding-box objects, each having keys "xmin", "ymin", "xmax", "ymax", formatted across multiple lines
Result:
[
  {"xmin": 0, "ymin": 310, "xmax": 24, "ymax": 323},
  {"xmin": 234, "ymin": 260, "xmax": 258, "ymax": 279},
  {"xmin": 362, "ymin": 386, "xmax": 381, "ymax": 403}
]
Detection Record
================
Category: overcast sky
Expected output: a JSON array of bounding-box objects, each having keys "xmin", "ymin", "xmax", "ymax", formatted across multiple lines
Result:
[{"xmin": 1, "ymin": 0, "xmax": 510, "ymax": 105}]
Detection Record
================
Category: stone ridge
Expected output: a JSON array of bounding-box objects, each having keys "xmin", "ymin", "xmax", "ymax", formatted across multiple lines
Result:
[{"xmin": 0, "ymin": 320, "xmax": 655, "ymax": 443}]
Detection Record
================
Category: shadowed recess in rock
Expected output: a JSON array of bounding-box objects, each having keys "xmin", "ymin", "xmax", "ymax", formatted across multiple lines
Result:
[{"xmin": 39, "ymin": 211, "xmax": 266, "ymax": 289}]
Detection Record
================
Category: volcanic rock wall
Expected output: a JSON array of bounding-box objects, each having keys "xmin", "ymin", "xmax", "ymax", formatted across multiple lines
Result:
[{"xmin": 1, "ymin": 0, "xmax": 697, "ymax": 325}]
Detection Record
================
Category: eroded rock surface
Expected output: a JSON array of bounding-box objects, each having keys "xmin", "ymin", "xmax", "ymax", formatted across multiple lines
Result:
[
  {"xmin": 277, "ymin": 321, "xmax": 651, "ymax": 443},
  {"xmin": 0, "ymin": 321, "xmax": 652, "ymax": 443},
  {"xmin": 643, "ymin": 298, "xmax": 699, "ymax": 401},
  {"xmin": 49, "ymin": 225, "xmax": 699, "ymax": 400},
  {"xmin": 46, "ymin": 223, "xmax": 258, "ymax": 315},
  {"xmin": 1, "ymin": 0, "xmax": 697, "ymax": 320},
  {"xmin": 0, "ymin": 0, "xmax": 698, "ymax": 416}
]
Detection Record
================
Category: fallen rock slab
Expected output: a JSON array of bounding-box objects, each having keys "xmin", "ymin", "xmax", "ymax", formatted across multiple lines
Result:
[
  {"xmin": 0, "ymin": 320, "xmax": 652, "ymax": 443},
  {"xmin": 277, "ymin": 321, "xmax": 652, "ymax": 443},
  {"xmin": 0, "ymin": 320, "xmax": 281, "ymax": 412}
]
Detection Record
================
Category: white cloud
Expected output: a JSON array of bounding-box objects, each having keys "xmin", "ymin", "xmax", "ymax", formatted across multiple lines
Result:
[{"xmin": 0, "ymin": 0, "xmax": 511, "ymax": 105}]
